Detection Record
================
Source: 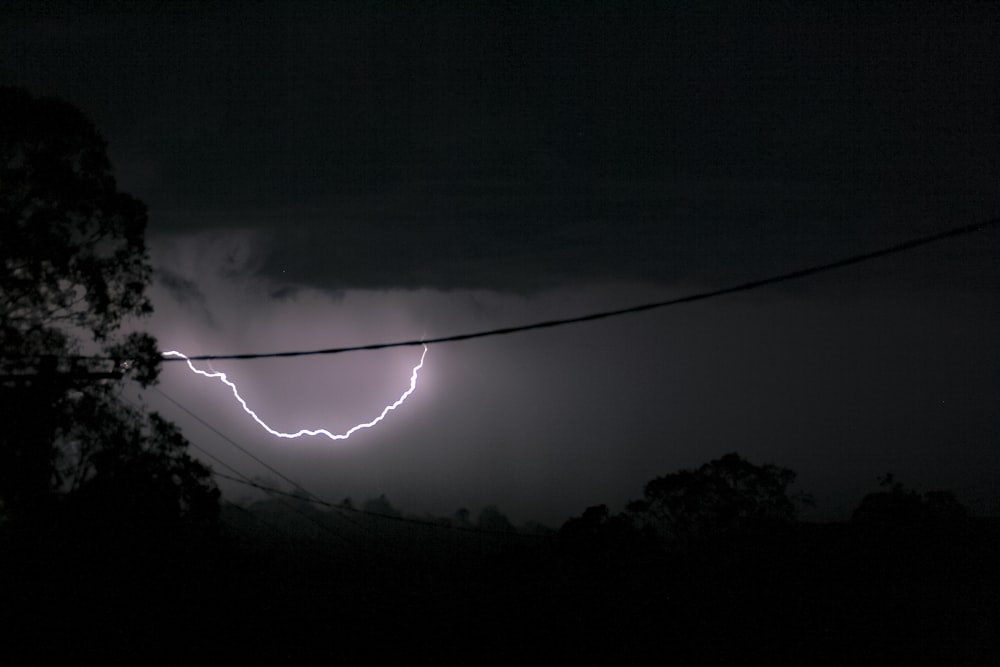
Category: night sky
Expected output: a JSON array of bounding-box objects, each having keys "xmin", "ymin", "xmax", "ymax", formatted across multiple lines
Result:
[{"xmin": 3, "ymin": 1, "xmax": 998, "ymax": 524}]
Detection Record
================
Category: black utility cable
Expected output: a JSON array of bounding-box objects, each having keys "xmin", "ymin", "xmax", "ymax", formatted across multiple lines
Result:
[
  {"xmin": 163, "ymin": 217, "xmax": 998, "ymax": 362},
  {"xmin": 153, "ymin": 386, "xmax": 367, "ymax": 534}
]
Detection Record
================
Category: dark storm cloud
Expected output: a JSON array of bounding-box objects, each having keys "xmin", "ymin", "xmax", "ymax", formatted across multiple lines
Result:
[
  {"xmin": 4, "ymin": 1, "xmax": 997, "ymax": 291},
  {"xmin": 156, "ymin": 266, "xmax": 212, "ymax": 319}
]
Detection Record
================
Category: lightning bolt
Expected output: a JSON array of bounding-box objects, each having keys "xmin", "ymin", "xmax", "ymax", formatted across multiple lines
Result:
[{"xmin": 161, "ymin": 345, "xmax": 427, "ymax": 441}]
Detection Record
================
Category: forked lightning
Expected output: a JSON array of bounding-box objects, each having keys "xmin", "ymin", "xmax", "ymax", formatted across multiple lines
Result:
[{"xmin": 161, "ymin": 345, "xmax": 427, "ymax": 440}]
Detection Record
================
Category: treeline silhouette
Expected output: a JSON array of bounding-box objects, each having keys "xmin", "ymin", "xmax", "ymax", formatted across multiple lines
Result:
[
  {"xmin": 215, "ymin": 456, "xmax": 997, "ymax": 666},
  {"xmin": 7, "ymin": 450, "xmax": 998, "ymax": 665}
]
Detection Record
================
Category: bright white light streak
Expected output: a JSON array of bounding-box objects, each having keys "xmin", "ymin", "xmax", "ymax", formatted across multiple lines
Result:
[{"xmin": 161, "ymin": 345, "xmax": 427, "ymax": 441}]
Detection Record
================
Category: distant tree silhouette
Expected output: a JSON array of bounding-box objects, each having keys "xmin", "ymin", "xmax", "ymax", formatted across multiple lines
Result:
[
  {"xmin": 519, "ymin": 519, "xmax": 554, "ymax": 536},
  {"xmin": 363, "ymin": 494, "xmax": 401, "ymax": 517},
  {"xmin": 560, "ymin": 504, "xmax": 615, "ymax": 541},
  {"xmin": 852, "ymin": 474, "xmax": 968, "ymax": 531},
  {"xmin": 477, "ymin": 505, "xmax": 515, "ymax": 532},
  {"xmin": 452, "ymin": 507, "xmax": 473, "ymax": 528},
  {"xmin": 627, "ymin": 452, "xmax": 799, "ymax": 543},
  {"xmin": 0, "ymin": 87, "xmax": 216, "ymax": 526},
  {"xmin": 558, "ymin": 504, "xmax": 654, "ymax": 567}
]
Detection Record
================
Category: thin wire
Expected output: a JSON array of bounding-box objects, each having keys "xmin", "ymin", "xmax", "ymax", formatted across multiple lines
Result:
[
  {"xmin": 159, "ymin": 388, "xmax": 549, "ymax": 538},
  {"xmin": 151, "ymin": 386, "xmax": 366, "ymax": 536},
  {"xmin": 221, "ymin": 498, "xmax": 298, "ymax": 541},
  {"xmin": 147, "ymin": 393, "xmax": 547, "ymax": 537},
  {"xmin": 121, "ymin": 393, "xmax": 246, "ymax": 482},
  {"xmin": 162, "ymin": 216, "xmax": 999, "ymax": 362},
  {"xmin": 121, "ymin": 394, "xmax": 350, "ymax": 542},
  {"xmin": 154, "ymin": 386, "xmax": 316, "ymax": 496}
]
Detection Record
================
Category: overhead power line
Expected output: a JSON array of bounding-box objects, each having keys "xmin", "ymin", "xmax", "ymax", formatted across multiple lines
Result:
[
  {"xmin": 151, "ymin": 388, "xmax": 550, "ymax": 538},
  {"xmin": 151, "ymin": 387, "xmax": 369, "ymax": 537},
  {"xmin": 156, "ymin": 386, "xmax": 551, "ymax": 538},
  {"xmin": 122, "ymin": 394, "xmax": 357, "ymax": 543},
  {"xmin": 153, "ymin": 386, "xmax": 307, "ymax": 492},
  {"xmin": 153, "ymin": 387, "xmax": 550, "ymax": 538},
  {"xmin": 163, "ymin": 216, "xmax": 998, "ymax": 362}
]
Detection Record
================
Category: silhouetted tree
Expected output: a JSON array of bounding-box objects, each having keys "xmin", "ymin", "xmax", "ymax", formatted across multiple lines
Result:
[
  {"xmin": 852, "ymin": 474, "xmax": 968, "ymax": 531},
  {"xmin": 363, "ymin": 494, "xmax": 400, "ymax": 517},
  {"xmin": 519, "ymin": 520, "xmax": 554, "ymax": 537},
  {"xmin": 0, "ymin": 87, "xmax": 157, "ymax": 367},
  {"xmin": 478, "ymin": 505, "xmax": 515, "ymax": 532},
  {"xmin": 560, "ymin": 504, "xmax": 615, "ymax": 542},
  {"xmin": 65, "ymin": 408, "xmax": 218, "ymax": 537},
  {"xmin": 452, "ymin": 507, "xmax": 473, "ymax": 528},
  {"xmin": 0, "ymin": 87, "xmax": 215, "ymax": 526},
  {"xmin": 627, "ymin": 452, "xmax": 799, "ymax": 543},
  {"xmin": 559, "ymin": 504, "xmax": 653, "ymax": 567}
]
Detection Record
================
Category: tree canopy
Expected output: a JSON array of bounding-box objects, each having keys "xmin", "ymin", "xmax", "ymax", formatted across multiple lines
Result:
[
  {"xmin": 851, "ymin": 474, "xmax": 969, "ymax": 532},
  {"xmin": 627, "ymin": 452, "xmax": 799, "ymax": 542},
  {"xmin": 1, "ymin": 87, "xmax": 156, "ymax": 360},
  {"xmin": 0, "ymin": 87, "xmax": 216, "ymax": 526}
]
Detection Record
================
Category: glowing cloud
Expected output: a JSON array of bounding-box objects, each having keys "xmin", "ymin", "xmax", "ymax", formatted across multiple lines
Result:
[{"xmin": 161, "ymin": 345, "xmax": 428, "ymax": 440}]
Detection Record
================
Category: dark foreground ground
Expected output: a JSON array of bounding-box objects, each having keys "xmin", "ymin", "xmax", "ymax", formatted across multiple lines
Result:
[{"xmin": 2, "ymin": 505, "xmax": 998, "ymax": 665}]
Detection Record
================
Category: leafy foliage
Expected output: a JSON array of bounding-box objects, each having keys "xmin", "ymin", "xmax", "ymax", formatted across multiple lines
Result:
[
  {"xmin": 1, "ymin": 87, "xmax": 152, "ymax": 343},
  {"xmin": 627, "ymin": 452, "xmax": 799, "ymax": 541},
  {"xmin": 0, "ymin": 87, "xmax": 215, "ymax": 526},
  {"xmin": 363, "ymin": 494, "xmax": 401, "ymax": 518},
  {"xmin": 558, "ymin": 504, "xmax": 655, "ymax": 569},
  {"xmin": 477, "ymin": 504, "xmax": 515, "ymax": 532},
  {"xmin": 59, "ymin": 398, "xmax": 218, "ymax": 530},
  {"xmin": 852, "ymin": 473, "xmax": 968, "ymax": 531}
]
